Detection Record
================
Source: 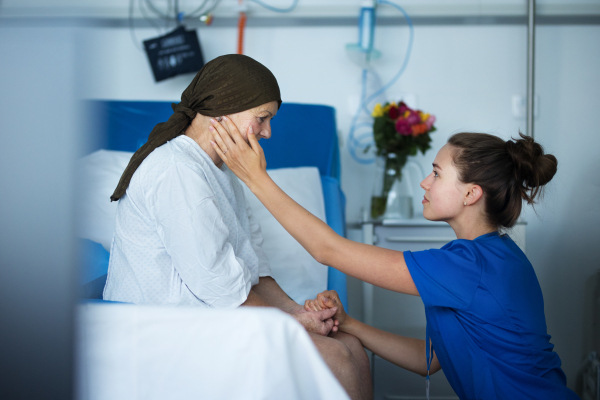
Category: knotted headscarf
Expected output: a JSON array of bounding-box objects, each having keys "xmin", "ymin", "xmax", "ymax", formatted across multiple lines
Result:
[{"xmin": 110, "ymin": 54, "xmax": 281, "ymax": 201}]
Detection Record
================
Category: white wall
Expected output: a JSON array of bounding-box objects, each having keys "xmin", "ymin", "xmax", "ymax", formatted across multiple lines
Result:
[
  {"xmin": 524, "ymin": 24, "xmax": 600, "ymax": 388},
  {"xmin": 77, "ymin": 19, "xmax": 600, "ymax": 390}
]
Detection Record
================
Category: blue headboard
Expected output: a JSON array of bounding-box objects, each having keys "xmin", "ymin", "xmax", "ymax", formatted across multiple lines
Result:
[
  {"xmin": 86, "ymin": 101, "xmax": 341, "ymax": 180},
  {"xmin": 84, "ymin": 100, "xmax": 348, "ymax": 308}
]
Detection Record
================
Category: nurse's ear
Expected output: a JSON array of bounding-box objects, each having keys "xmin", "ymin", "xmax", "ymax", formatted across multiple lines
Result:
[{"xmin": 464, "ymin": 184, "xmax": 484, "ymax": 206}]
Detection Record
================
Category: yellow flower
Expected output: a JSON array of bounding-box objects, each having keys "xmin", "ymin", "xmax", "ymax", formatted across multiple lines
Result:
[
  {"xmin": 421, "ymin": 112, "xmax": 430, "ymax": 122},
  {"xmin": 372, "ymin": 103, "xmax": 384, "ymax": 118}
]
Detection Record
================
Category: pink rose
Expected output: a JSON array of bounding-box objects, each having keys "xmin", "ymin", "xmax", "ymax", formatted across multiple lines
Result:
[
  {"xmin": 406, "ymin": 111, "xmax": 421, "ymax": 126},
  {"xmin": 425, "ymin": 115, "xmax": 436, "ymax": 129},
  {"xmin": 395, "ymin": 118, "xmax": 412, "ymax": 136}
]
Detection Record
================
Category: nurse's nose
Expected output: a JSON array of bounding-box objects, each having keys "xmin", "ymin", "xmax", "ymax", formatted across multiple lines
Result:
[{"xmin": 420, "ymin": 173, "xmax": 433, "ymax": 191}]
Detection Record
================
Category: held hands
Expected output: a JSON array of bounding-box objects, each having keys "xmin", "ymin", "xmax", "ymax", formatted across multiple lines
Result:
[
  {"xmin": 209, "ymin": 117, "xmax": 267, "ymax": 187},
  {"xmin": 291, "ymin": 306, "xmax": 339, "ymax": 336},
  {"xmin": 305, "ymin": 290, "xmax": 348, "ymax": 331}
]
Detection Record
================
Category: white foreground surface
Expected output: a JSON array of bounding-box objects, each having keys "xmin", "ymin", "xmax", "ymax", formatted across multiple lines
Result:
[{"xmin": 76, "ymin": 302, "xmax": 349, "ymax": 400}]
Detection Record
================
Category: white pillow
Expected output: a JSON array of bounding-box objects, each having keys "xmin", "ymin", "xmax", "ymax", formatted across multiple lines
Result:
[
  {"xmin": 242, "ymin": 167, "xmax": 328, "ymax": 305},
  {"xmin": 76, "ymin": 150, "xmax": 133, "ymax": 251},
  {"xmin": 77, "ymin": 150, "xmax": 328, "ymax": 304}
]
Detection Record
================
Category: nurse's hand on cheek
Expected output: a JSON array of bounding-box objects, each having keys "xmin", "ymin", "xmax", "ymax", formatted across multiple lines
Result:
[{"xmin": 209, "ymin": 116, "xmax": 268, "ymax": 188}]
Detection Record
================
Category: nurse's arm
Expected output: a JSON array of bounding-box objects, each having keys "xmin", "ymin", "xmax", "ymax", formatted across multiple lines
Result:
[
  {"xmin": 210, "ymin": 118, "xmax": 418, "ymax": 295},
  {"xmin": 240, "ymin": 172, "xmax": 418, "ymax": 295},
  {"xmin": 342, "ymin": 316, "xmax": 442, "ymax": 377}
]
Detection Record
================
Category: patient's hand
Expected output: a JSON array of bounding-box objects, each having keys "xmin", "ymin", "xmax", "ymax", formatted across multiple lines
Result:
[
  {"xmin": 304, "ymin": 290, "xmax": 347, "ymax": 328},
  {"xmin": 292, "ymin": 307, "xmax": 337, "ymax": 336}
]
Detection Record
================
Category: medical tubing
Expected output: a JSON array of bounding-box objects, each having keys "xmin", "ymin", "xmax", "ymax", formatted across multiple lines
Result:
[
  {"xmin": 347, "ymin": 0, "xmax": 414, "ymax": 164},
  {"xmin": 362, "ymin": 0, "xmax": 414, "ymax": 113},
  {"xmin": 237, "ymin": 10, "xmax": 247, "ymax": 54},
  {"xmin": 246, "ymin": 0, "xmax": 298, "ymax": 13},
  {"xmin": 348, "ymin": 69, "xmax": 372, "ymax": 164}
]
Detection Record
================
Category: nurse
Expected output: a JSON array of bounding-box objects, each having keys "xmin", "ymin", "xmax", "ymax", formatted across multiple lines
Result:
[{"xmin": 209, "ymin": 123, "xmax": 579, "ymax": 400}]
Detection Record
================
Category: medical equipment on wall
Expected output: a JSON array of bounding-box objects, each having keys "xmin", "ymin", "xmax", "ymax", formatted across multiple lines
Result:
[
  {"xmin": 129, "ymin": 0, "xmax": 299, "ymax": 78},
  {"xmin": 235, "ymin": 0, "xmax": 298, "ymax": 54},
  {"xmin": 346, "ymin": 0, "xmax": 414, "ymax": 165}
]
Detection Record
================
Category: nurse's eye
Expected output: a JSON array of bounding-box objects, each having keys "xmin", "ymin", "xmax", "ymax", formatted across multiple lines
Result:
[{"xmin": 433, "ymin": 170, "xmax": 439, "ymax": 178}]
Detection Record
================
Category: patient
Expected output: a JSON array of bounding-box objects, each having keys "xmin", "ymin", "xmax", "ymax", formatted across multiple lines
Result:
[{"xmin": 104, "ymin": 54, "xmax": 371, "ymax": 400}]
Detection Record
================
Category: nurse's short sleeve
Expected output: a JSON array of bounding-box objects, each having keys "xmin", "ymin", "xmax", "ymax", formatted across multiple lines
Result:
[{"xmin": 405, "ymin": 240, "xmax": 482, "ymax": 310}]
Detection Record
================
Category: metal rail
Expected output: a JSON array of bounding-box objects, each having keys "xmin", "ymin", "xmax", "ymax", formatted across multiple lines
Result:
[{"xmin": 527, "ymin": 0, "xmax": 536, "ymax": 138}]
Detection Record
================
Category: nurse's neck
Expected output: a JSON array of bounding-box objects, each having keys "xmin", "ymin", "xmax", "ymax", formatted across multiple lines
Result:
[
  {"xmin": 185, "ymin": 113, "xmax": 224, "ymax": 168},
  {"xmin": 447, "ymin": 209, "xmax": 497, "ymax": 241}
]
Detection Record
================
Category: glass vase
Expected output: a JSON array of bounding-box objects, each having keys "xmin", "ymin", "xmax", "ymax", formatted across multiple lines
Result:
[{"xmin": 370, "ymin": 154, "xmax": 424, "ymax": 220}]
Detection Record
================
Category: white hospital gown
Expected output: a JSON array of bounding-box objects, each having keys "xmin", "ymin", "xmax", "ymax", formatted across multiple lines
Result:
[{"xmin": 103, "ymin": 135, "xmax": 271, "ymax": 307}]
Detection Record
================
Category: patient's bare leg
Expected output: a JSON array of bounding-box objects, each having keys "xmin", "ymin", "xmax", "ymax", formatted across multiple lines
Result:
[{"xmin": 309, "ymin": 332, "xmax": 373, "ymax": 400}]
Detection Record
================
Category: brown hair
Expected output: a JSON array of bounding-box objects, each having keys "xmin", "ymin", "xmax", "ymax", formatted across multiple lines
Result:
[{"xmin": 448, "ymin": 132, "xmax": 557, "ymax": 229}]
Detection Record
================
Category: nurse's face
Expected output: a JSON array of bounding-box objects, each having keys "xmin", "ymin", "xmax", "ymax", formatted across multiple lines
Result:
[
  {"xmin": 420, "ymin": 144, "xmax": 467, "ymax": 222},
  {"xmin": 226, "ymin": 101, "xmax": 278, "ymax": 144}
]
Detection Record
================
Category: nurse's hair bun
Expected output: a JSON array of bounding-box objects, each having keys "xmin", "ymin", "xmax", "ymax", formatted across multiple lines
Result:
[
  {"xmin": 505, "ymin": 133, "xmax": 557, "ymax": 204},
  {"xmin": 448, "ymin": 132, "xmax": 557, "ymax": 229}
]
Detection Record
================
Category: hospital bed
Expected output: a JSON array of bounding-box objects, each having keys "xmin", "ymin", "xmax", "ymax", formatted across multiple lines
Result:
[{"xmin": 76, "ymin": 101, "xmax": 350, "ymax": 400}]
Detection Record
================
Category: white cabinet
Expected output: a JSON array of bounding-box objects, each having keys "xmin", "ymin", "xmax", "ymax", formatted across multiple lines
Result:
[{"xmin": 360, "ymin": 218, "xmax": 526, "ymax": 400}]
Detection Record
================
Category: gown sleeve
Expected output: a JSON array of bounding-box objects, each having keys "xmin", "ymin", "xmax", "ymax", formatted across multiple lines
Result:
[
  {"xmin": 404, "ymin": 240, "xmax": 483, "ymax": 310},
  {"xmin": 150, "ymin": 163, "xmax": 253, "ymax": 308},
  {"xmin": 245, "ymin": 199, "xmax": 272, "ymax": 278}
]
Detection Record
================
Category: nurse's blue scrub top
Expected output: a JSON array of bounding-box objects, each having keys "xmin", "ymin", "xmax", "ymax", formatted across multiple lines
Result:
[{"xmin": 404, "ymin": 232, "xmax": 578, "ymax": 400}]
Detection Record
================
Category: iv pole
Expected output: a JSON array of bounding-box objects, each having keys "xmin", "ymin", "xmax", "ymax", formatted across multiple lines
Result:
[{"xmin": 527, "ymin": 0, "xmax": 536, "ymax": 139}]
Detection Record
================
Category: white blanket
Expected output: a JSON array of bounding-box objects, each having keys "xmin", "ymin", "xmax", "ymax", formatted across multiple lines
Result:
[{"xmin": 76, "ymin": 302, "xmax": 349, "ymax": 400}]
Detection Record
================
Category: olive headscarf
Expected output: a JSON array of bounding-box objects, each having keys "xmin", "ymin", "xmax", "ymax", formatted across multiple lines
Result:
[{"xmin": 110, "ymin": 54, "xmax": 281, "ymax": 201}]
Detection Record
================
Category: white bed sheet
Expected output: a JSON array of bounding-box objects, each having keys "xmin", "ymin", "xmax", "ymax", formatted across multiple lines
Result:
[{"xmin": 76, "ymin": 302, "xmax": 349, "ymax": 400}]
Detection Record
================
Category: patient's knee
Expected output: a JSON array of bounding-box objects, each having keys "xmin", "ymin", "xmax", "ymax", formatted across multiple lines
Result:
[
  {"xmin": 332, "ymin": 332, "xmax": 368, "ymax": 362},
  {"xmin": 331, "ymin": 339, "xmax": 353, "ymax": 364}
]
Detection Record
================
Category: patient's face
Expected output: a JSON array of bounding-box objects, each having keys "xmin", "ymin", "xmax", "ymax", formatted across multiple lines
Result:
[{"xmin": 226, "ymin": 101, "xmax": 278, "ymax": 144}]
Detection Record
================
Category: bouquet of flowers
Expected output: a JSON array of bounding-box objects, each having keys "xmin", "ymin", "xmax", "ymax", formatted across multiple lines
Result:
[
  {"xmin": 370, "ymin": 101, "xmax": 436, "ymax": 219},
  {"xmin": 371, "ymin": 101, "xmax": 436, "ymax": 169}
]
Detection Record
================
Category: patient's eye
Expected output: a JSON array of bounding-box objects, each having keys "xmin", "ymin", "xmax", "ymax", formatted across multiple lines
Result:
[{"xmin": 433, "ymin": 170, "xmax": 439, "ymax": 178}]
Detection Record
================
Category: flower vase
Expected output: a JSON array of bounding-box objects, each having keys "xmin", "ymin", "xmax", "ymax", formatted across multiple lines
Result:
[{"xmin": 370, "ymin": 155, "xmax": 424, "ymax": 220}]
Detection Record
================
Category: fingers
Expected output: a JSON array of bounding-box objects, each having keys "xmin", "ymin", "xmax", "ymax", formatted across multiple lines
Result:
[
  {"xmin": 246, "ymin": 126, "xmax": 263, "ymax": 156},
  {"xmin": 221, "ymin": 115, "xmax": 247, "ymax": 145},
  {"xmin": 319, "ymin": 307, "xmax": 337, "ymax": 321},
  {"xmin": 304, "ymin": 300, "xmax": 316, "ymax": 312},
  {"xmin": 322, "ymin": 290, "xmax": 340, "ymax": 301},
  {"xmin": 316, "ymin": 293, "xmax": 326, "ymax": 307},
  {"xmin": 323, "ymin": 318, "xmax": 334, "ymax": 335},
  {"xmin": 304, "ymin": 299, "xmax": 322, "ymax": 312},
  {"xmin": 210, "ymin": 126, "xmax": 230, "ymax": 160},
  {"xmin": 209, "ymin": 117, "xmax": 238, "ymax": 150},
  {"xmin": 210, "ymin": 139, "xmax": 228, "ymax": 163}
]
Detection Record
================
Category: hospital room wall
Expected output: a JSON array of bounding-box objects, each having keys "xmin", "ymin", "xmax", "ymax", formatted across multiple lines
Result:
[{"xmin": 80, "ymin": 23, "xmax": 600, "ymax": 389}]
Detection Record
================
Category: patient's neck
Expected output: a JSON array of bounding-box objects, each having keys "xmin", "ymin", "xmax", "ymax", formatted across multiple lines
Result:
[{"xmin": 184, "ymin": 115, "xmax": 223, "ymax": 168}]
